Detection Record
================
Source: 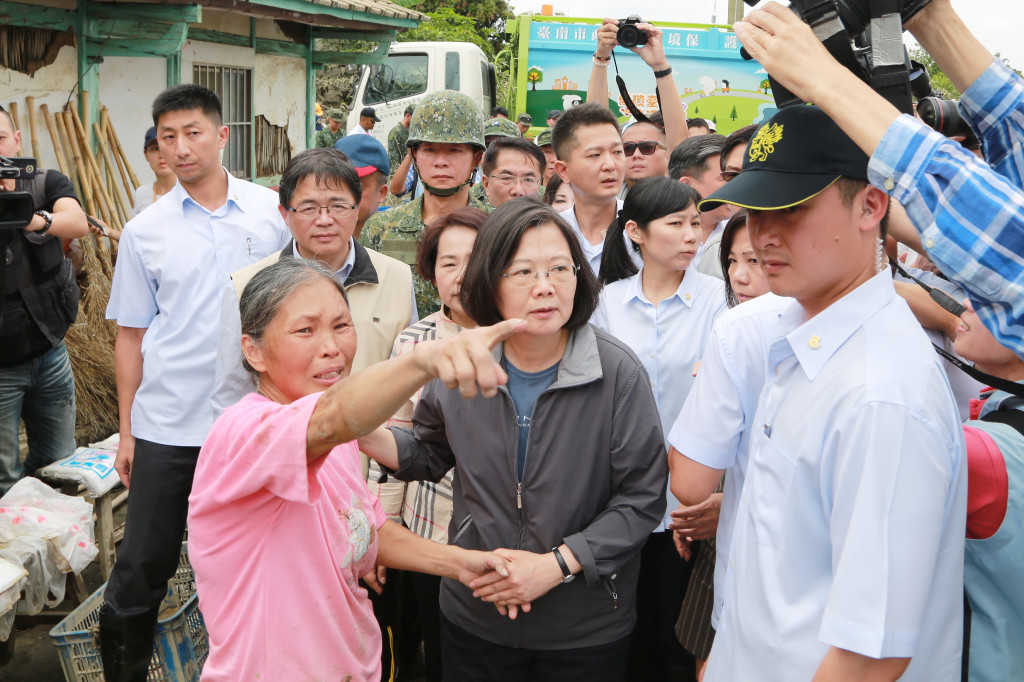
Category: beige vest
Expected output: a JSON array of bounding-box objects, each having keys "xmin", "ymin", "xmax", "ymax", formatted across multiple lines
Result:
[{"xmin": 230, "ymin": 244, "xmax": 413, "ymax": 372}]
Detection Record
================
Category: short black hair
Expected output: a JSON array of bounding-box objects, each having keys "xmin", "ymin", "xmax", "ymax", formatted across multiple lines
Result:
[
  {"xmin": 461, "ymin": 197, "xmax": 600, "ymax": 330},
  {"xmin": 417, "ymin": 206, "xmax": 488, "ymax": 282},
  {"xmin": 491, "ymin": 105, "xmax": 510, "ymax": 118},
  {"xmin": 551, "ymin": 102, "xmax": 621, "ymax": 161},
  {"xmin": 686, "ymin": 118, "xmax": 711, "ymax": 131},
  {"xmin": 279, "ymin": 148, "xmax": 362, "ymax": 210},
  {"xmin": 668, "ymin": 134, "xmax": 725, "ymax": 181},
  {"xmin": 482, "ymin": 137, "xmax": 546, "ymax": 177},
  {"xmin": 720, "ymin": 124, "xmax": 757, "ymax": 171},
  {"xmin": 152, "ymin": 84, "xmax": 223, "ymax": 128}
]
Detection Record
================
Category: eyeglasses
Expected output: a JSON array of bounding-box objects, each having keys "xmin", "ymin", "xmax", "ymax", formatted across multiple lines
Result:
[
  {"xmin": 285, "ymin": 202, "xmax": 357, "ymax": 219},
  {"xmin": 720, "ymin": 170, "xmax": 741, "ymax": 182},
  {"xmin": 622, "ymin": 141, "xmax": 667, "ymax": 156},
  {"xmin": 488, "ymin": 174, "xmax": 541, "ymax": 190},
  {"xmin": 502, "ymin": 264, "xmax": 579, "ymax": 288}
]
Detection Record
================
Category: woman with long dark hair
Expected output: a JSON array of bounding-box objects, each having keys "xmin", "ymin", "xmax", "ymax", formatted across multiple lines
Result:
[{"xmin": 592, "ymin": 176, "xmax": 727, "ymax": 678}]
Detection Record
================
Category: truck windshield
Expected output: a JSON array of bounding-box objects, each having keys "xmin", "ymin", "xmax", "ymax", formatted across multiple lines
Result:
[{"xmin": 364, "ymin": 53, "xmax": 428, "ymax": 105}]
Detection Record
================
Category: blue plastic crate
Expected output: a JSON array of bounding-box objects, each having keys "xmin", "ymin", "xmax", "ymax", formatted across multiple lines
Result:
[{"xmin": 49, "ymin": 548, "xmax": 208, "ymax": 682}]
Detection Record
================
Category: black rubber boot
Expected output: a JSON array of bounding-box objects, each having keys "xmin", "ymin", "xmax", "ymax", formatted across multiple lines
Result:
[{"xmin": 99, "ymin": 603, "xmax": 159, "ymax": 682}]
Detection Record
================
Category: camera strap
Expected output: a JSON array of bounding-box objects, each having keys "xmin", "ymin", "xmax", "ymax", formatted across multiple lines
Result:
[
  {"xmin": 611, "ymin": 51, "xmax": 662, "ymax": 129},
  {"xmin": 892, "ymin": 257, "xmax": 1024, "ymax": 399}
]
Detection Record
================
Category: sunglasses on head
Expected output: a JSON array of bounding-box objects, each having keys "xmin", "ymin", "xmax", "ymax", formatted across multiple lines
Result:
[{"xmin": 622, "ymin": 141, "xmax": 666, "ymax": 156}]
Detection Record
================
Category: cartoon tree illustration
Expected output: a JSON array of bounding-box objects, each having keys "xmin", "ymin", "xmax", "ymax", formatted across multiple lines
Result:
[
  {"xmin": 527, "ymin": 66, "xmax": 544, "ymax": 91},
  {"xmin": 693, "ymin": 105, "xmax": 700, "ymax": 115},
  {"xmin": 760, "ymin": 78, "xmax": 771, "ymax": 94},
  {"xmin": 712, "ymin": 115, "xmax": 718, "ymax": 125},
  {"xmin": 730, "ymin": 105, "xmax": 738, "ymax": 121}
]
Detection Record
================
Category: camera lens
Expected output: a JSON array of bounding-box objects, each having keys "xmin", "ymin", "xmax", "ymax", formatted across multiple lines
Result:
[
  {"xmin": 618, "ymin": 26, "xmax": 640, "ymax": 48},
  {"xmin": 917, "ymin": 97, "xmax": 972, "ymax": 138}
]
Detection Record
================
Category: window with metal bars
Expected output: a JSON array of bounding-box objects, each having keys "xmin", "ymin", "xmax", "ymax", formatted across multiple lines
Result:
[{"xmin": 192, "ymin": 64, "xmax": 252, "ymax": 179}]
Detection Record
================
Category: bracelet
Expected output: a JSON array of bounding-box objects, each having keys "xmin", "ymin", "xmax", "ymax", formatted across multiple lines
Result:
[
  {"xmin": 593, "ymin": 52, "xmax": 611, "ymax": 61},
  {"xmin": 653, "ymin": 66, "xmax": 673, "ymax": 79},
  {"xmin": 592, "ymin": 57, "xmax": 610, "ymax": 68}
]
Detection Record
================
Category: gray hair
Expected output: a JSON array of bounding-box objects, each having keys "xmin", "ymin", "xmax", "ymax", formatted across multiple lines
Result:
[
  {"xmin": 668, "ymin": 133, "xmax": 726, "ymax": 181},
  {"xmin": 239, "ymin": 257, "xmax": 349, "ymax": 376}
]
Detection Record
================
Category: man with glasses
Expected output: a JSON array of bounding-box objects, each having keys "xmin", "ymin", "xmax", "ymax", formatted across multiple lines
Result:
[
  {"xmin": 620, "ymin": 113, "xmax": 670, "ymax": 199},
  {"xmin": 216, "ymin": 147, "xmax": 415, "ymax": 413},
  {"xmin": 481, "ymin": 137, "xmax": 546, "ymax": 208}
]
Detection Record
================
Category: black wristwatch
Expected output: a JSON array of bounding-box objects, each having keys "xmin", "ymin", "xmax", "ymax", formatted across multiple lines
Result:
[
  {"xmin": 552, "ymin": 547, "xmax": 574, "ymax": 584},
  {"xmin": 34, "ymin": 210, "xmax": 53, "ymax": 234}
]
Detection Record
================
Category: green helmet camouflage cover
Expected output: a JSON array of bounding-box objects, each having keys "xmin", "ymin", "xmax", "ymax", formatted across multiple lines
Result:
[
  {"xmin": 534, "ymin": 128, "xmax": 553, "ymax": 147},
  {"xmin": 484, "ymin": 117, "xmax": 522, "ymax": 139},
  {"xmin": 407, "ymin": 90, "xmax": 486, "ymax": 151}
]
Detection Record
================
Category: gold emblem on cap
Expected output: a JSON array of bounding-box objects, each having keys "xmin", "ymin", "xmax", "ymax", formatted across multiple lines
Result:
[
  {"xmin": 808, "ymin": 335, "xmax": 821, "ymax": 349},
  {"xmin": 749, "ymin": 122, "xmax": 784, "ymax": 163}
]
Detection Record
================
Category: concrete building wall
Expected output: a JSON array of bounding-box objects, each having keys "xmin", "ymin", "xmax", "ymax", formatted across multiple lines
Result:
[
  {"xmin": 0, "ymin": 43, "xmax": 78, "ymax": 173},
  {"xmin": 98, "ymin": 56, "xmax": 167, "ymax": 189},
  {"xmin": 253, "ymin": 53, "xmax": 307, "ymax": 155}
]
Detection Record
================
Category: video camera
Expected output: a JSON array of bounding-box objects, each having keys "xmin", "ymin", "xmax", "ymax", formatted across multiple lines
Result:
[
  {"xmin": 0, "ymin": 156, "xmax": 37, "ymax": 231},
  {"xmin": 742, "ymin": 0, "xmax": 933, "ymax": 114}
]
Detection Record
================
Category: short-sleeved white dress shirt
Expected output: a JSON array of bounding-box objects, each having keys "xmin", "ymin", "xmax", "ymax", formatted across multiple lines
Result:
[
  {"xmin": 592, "ymin": 268, "xmax": 726, "ymax": 530},
  {"xmin": 705, "ymin": 271, "xmax": 967, "ymax": 681},
  {"xmin": 106, "ymin": 170, "xmax": 289, "ymax": 446}
]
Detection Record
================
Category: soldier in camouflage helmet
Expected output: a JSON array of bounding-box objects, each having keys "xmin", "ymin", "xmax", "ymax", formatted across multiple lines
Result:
[
  {"xmin": 483, "ymin": 117, "xmax": 522, "ymax": 145},
  {"xmin": 535, "ymin": 127, "xmax": 557, "ymax": 184},
  {"xmin": 360, "ymin": 90, "xmax": 490, "ymax": 315},
  {"xmin": 315, "ymin": 109, "xmax": 346, "ymax": 149}
]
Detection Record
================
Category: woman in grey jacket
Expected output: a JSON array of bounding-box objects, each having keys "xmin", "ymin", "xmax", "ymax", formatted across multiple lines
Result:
[{"xmin": 360, "ymin": 198, "xmax": 668, "ymax": 682}]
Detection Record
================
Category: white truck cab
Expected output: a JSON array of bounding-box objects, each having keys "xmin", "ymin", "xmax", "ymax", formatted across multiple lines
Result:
[{"xmin": 346, "ymin": 42, "xmax": 497, "ymax": 148}]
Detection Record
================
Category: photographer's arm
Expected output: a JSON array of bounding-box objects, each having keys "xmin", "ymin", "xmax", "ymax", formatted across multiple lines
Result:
[
  {"xmin": 585, "ymin": 20, "xmax": 618, "ymax": 106},
  {"xmin": 26, "ymin": 196, "xmax": 88, "ymax": 239},
  {"xmin": 904, "ymin": 0, "xmax": 993, "ymax": 95}
]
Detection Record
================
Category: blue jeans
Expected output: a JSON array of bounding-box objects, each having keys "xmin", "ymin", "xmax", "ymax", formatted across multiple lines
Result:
[{"xmin": 0, "ymin": 342, "xmax": 77, "ymax": 495}]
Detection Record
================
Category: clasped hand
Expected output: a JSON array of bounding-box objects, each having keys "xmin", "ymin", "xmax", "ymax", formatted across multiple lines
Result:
[{"xmin": 467, "ymin": 548, "xmax": 570, "ymax": 620}]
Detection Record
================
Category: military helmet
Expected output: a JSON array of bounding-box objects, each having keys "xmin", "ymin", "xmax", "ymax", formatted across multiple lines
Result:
[
  {"xmin": 484, "ymin": 117, "xmax": 522, "ymax": 140},
  {"xmin": 534, "ymin": 128, "xmax": 553, "ymax": 148},
  {"xmin": 407, "ymin": 90, "xmax": 486, "ymax": 151}
]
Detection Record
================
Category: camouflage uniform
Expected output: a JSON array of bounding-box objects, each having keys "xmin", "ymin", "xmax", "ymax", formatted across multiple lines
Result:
[
  {"xmin": 360, "ymin": 90, "xmax": 488, "ymax": 316},
  {"xmin": 387, "ymin": 124, "xmax": 410, "ymax": 177},
  {"xmin": 468, "ymin": 181, "xmax": 494, "ymax": 209},
  {"xmin": 361, "ymin": 194, "xmax": 491, "ymax": 315},
  {"xmin": 315, "ymin": 128, "xmax": 345, "ymax": 149}
]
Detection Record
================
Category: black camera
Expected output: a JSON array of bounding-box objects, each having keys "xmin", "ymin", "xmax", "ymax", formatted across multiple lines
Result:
[
  {"xmin": 0, "ymin": 156, "xmax": 38, "ymax": 231},
  {"xmin": 741, "ymin": 0, "xmax": 935, "ymax": 114},
  {"xmin": 617, "ymin": 16, "xmax": 648, "ymax": 49}
]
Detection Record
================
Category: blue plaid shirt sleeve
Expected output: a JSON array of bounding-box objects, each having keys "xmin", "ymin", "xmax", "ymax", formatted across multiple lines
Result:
[{"xmin": 868, "ymin": 61, "xmax": 1024, "ymax": 355}]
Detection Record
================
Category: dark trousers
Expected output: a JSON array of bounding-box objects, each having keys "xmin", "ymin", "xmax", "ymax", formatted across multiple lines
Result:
[
  {"xmin": 103, "ymin": 439, "xmax": 199, "ymax": 619},
  {"xmin": 440, "ymin": 613, "xmax": 631, "ymax": 682},
  {"xmin": 410, "ymin": 572, "xmax": 443, "ymax": 682},
  {"xmin": 628, "ymin": 531, "xmax": 697, "ymax": 681}
]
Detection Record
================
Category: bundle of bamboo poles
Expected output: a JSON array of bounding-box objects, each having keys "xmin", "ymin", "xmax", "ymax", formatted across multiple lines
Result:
[{"xmin": 10, "ymin": 95, "xmax": 141, "ymax": 445}]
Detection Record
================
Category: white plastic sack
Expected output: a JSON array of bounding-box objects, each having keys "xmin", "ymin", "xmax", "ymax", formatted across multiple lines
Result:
[
  {"xmin": 0, "ymin": 477, "xmax": 97, "ymax": 574},
  {"xmin": 0, "ymin": 537, "xmax": 68, "ymax": 613},
  {"xmin": 39, "ymin": 446, "xmax": 120, "ymax": 497},
  {"xmin": 0, "ymin": 556, "xmax": 27, "ymax": 641}
]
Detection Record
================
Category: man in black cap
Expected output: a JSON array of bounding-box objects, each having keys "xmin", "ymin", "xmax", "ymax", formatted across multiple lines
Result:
[
  {"xmin": 546, "ymin": 110, "xmax": 562, "ymax": 128},
  {"xmin": 669, "ymin": 104, "xmax": 966, "ymax": 681},
  {"xmin": 516, "ymin": 112, "xmax": 532, "ymax": 136},
  {"xmin": 349, "ymin": 106, "xmax": 381, "ymax": 136}
]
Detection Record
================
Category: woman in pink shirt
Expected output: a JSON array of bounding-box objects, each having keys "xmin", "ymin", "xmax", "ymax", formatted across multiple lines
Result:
[{"xmin": 188, "ymin": 257, "xmax": 521, "ymax": 682}]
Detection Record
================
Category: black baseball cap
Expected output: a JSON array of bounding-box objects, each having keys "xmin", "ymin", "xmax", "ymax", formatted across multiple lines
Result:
[
  {"xmin": 143, "ymin": 126, "xmax": 158, "ymax": 150},
  {"xmin": 360, "ymin": 107, "xmax": 381, "ymax": 122},
  {"xmin": 699, "ymin": 105, "xmax": 869, "ymax": 212}
]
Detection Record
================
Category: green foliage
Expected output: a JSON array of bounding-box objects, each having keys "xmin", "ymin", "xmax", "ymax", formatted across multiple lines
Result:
[
  {"xmin": 399, "ymin": 8, "xmax": 497, "ymax": 57},
  {"xmin": 395, "ymin": 1, "xmax": 513, "ymax": 54},
  {"xmin": 909, "ymin": 46, "xmax": 959, "ymax": 99}
]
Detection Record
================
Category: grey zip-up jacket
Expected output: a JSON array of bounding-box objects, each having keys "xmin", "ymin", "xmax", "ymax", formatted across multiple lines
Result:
[{"xmin": 390, "ymin": 324, "xmax": 667, "ymax": 650}]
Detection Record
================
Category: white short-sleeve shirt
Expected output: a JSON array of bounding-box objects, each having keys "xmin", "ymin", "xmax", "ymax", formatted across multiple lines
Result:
[
  {"xmin": 106, "ymin": 170, "xmax": 290, "ymax": 446},
  {"xmin": 592, "ymin": 268, "xmax": 727, "ymax": 530},
  {"xmin": 668, "ymin": 291, "xmax": 790, "ymax": 626},
  {"xmin": 705, "ymin": 271, "xmax": 967, "ymax": 681}
]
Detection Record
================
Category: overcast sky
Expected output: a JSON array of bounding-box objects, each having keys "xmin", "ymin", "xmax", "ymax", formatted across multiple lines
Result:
[{"xmin": 508, "ymin": 0, "xmax": 1024, "ymax": 71}]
